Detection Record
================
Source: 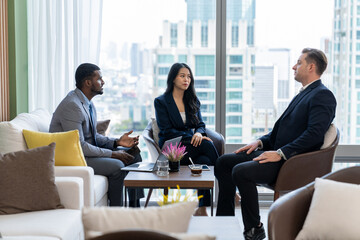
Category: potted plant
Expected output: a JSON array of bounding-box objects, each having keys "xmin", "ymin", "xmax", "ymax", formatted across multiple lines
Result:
[{"xmin": 162, "ymin": 143, "xmax": 187, "ymax": 172}]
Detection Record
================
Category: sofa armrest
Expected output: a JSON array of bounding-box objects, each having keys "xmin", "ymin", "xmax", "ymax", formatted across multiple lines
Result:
[
  {"xmin": 55, "ymin": 166, "xmax": 94, "ymax": 207},
  {"xmin": 55, "ymin": 176, "xmax": 84, "ymax": 210}
]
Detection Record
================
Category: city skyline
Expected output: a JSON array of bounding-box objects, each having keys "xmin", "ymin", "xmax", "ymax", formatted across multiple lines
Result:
[{"xmin": 101, "ymin": 0, "xmax": 333, "ymax": 56}]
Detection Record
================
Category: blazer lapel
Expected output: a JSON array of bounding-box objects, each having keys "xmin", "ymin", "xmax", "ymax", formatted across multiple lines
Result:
[
  {"xmin": 75, "ymin": 89, "xmax": 94, "ymax": 129},
  {"xmin": 282, "ymin": 80, "xmax": 321, "ymax": 119},
  {"xmin": 165, "ymin": 92, "xmax": 185, "ymax": 128}
]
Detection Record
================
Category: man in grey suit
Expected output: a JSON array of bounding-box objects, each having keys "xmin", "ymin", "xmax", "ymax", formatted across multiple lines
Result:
[{"xmin": 50, "ymin": 63, "xmax": 144, "ymax": 207}]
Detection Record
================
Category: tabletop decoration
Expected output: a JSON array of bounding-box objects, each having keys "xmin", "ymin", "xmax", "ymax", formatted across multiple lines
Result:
[{"xmin": 162, "ymin": 143, "xmax": 187, "ymax": 172}]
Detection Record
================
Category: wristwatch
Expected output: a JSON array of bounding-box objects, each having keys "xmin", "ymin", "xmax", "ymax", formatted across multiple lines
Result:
[{"xmin": 276, "ymin": 149, "xmax": 284, "ymax": 159}]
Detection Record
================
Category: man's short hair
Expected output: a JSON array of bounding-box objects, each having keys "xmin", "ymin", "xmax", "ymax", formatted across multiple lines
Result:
[
  {"xmin": 75, "ymin": 63, "xmax": 100, "ymax": 89},
  {"xmin": 302, "ymin": 48, "xmax": 328, "ymax": 76}
]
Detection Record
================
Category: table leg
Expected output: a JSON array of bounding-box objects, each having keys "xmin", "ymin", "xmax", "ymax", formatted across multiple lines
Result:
[
  {"xmin": 145, "ymin": 188, "xmax": 153, "ymax": 207},
  {"xmin": 124, "ymin": 187, "xmax": 127, "ymax": 207},
  {"xmin": 211, "ymin": 188, "xmax": 213, "ymax": 216}
]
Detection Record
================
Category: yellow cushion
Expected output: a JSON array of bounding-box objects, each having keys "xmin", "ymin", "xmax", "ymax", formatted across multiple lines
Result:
[{"xmin": 22, "ymin": 129, "xmax": 87, "ymax": 166}]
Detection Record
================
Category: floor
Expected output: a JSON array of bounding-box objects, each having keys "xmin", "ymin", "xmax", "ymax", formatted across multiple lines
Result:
[{"xmin": 203, "ymin": 206, "xmax": 270, "ymax": 239}]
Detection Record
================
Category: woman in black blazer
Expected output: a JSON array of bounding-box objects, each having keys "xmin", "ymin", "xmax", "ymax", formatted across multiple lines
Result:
[{"xmin": 154, "ymin": 63, "xmax": 219, "ymax": 216}]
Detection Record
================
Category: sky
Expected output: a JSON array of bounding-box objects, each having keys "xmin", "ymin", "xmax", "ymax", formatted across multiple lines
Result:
[{"xmin": 101, "ymin": 0, "xmax": 334, "ymax": 56}]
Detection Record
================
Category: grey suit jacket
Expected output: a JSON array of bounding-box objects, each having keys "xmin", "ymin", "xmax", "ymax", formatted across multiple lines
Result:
[{"xmin": 49, "ymin": 88, "xmax": 115, "ymax": 158}]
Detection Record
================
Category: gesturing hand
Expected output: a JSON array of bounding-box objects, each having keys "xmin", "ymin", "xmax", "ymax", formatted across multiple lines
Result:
[
  {"xmin": 111, "ymin": 150, "xmax": 135, "ymax": 165},
  {"xmin": 234, "ymin": 140, "xmax": 261, "ymax": 154},
  {"xmin": 117, "ymin": 130, "xmax": 139, "ymax": 148}
]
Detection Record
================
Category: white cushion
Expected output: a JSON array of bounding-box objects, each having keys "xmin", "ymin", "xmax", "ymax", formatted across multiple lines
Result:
[
  {"xmin": 296, "ymin": 178, "xmax": 360, "ymax": 240},
  {"xmin": 170, "ymin": 233, "xmax": 216, "ymax": 240},
  {"xmin": 82, "ymin": 201, "xmax": 197, "ymax": 239},
  {"xmin": 151, "ymin": 117, "xmax": 160, "ymax": 146},
  {"xmin": 320, "ymin": 124, "xmax": 337, "ymax": 149},
  {"xmin": 93, "ymin": 175, "xmax": 108, "ymax": 205},
  {"xmin": 0, "ymin": 209, "xmax": 82, "ymax": 240}
]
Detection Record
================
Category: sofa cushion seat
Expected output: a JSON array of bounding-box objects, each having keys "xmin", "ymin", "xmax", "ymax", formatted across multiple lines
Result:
[
  {"xmin": 0, "ymin": 209, "xmax": 82, "ymax": 240},
  {"xmin": 94, "ymin": 175, "xmax": 108, "ymax": 205}
]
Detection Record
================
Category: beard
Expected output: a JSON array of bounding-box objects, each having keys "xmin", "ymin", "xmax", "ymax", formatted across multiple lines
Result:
[{"xmin": 91, "ymin": 85, "xmax": 103, "ymax": 95}]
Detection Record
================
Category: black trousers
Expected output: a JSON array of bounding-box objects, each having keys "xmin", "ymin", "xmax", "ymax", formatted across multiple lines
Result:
[
  {"xmin": 215, "ymin": 151, "xmax": 284, "ymax": 231},
  {"xmin": 86, "ymin": 151, "xmax": 144, "ymax": 207},
  {"xmin": 181, "ymin": 139, "xmax": 219, "ymax": 207}
]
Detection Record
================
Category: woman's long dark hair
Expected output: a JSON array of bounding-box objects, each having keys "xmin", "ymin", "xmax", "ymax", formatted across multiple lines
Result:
[{"xmin": 165, "ymin": 63, "xmax": 200, "ymax": 125}]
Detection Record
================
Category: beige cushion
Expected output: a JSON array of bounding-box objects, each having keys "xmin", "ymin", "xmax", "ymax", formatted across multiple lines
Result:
[
  {"xmin": 0, "ymin": 121, "xmax": 27, "ymax": 154},
  {"xmin": 151, "ymin": 117, "xmax": 160, "ymax": 146},
  {"xmin": 96, "ymin": 119, "xmax": 111, "ymax": 136},
  {"xmin": 82, "ymin": 201, "xmax": 197, "ymax": 239},
  {"xmin": 0, "ymin": 109, "xmax": 52, "ymax": 154},
  {"xmin": 296, "ymin": 178, "xmax": 360, "ymax": 240},
  {"xmin": 0, "ymin": 143, "xmax": 64, "ymax": 214},
  {"xmin": 320, "ymin": 124, "xmax": 337, "ymax": 149}
]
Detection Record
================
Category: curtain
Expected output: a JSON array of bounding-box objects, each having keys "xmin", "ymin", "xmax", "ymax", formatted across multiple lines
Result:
[
  {"xmin": 0, "ymin": 0, "xmax": 9, "ymax": 121},
  {"xmin": 27, "ymin": 0, "xmax": 103, "ymax": 113}
]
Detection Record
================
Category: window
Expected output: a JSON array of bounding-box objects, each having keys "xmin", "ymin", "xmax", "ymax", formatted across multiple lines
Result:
[
  {"xmin": 226, "ymin": 79, "xmax": 242, "ymax": 88},
  {"xmin": 227, "ymin": 104, "xmax": 242, "ymax": 112},
  {"xmin": 171, "ymin": 23, "xmax": 178, "ymax": 47},
  {"xmin": 227, "ymin": 115, "xmax": 242, "ymax": 124},
  {"xmin": 178, "ymin": 55, "xmax": 187, "ymax": 63},
  {"xmin": 158, "ymin": 55, "xmax": 174, "ymax": 64},
  {"xmin": 195, "ymin": 55, "xmax": 215, "ymax": 76},
  {"xmin": 226, "ymin": 91, "xmax": 242, "ymax": 100},
  {"xmin": 159, "ymin": 67, "xmax": 170, "ymax": 75},
  {"xmin": 230, "ymin": 55, "xmax": 243, "ymax": 64}
]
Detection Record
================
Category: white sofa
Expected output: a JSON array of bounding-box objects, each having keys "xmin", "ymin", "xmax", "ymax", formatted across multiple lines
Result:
[
  {"xmin": 0, "ymin": 109, "xmax": 108, "ymax": 207},
  {"xmin": 0, "ymin": 177, "xmax": 84, "ymax": 240}
]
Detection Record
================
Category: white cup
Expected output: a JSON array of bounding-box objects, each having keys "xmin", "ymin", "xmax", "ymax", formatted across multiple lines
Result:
[{"xmin": 157, "ymin": 159, "xmax": 169, "ymax": 176}]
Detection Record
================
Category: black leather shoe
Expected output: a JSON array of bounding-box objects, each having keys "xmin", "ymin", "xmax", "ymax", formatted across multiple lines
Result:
[{"xmin": 243, "ymin": 223, "xmax": 266, "ymax": 240}]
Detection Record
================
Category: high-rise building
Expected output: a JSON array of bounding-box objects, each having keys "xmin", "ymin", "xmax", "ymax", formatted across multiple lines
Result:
[
  {"xmin": 332, "ymin": 0, "xmax": 357, "ymax": 143},
  {"xmin": 154, "ymin": 0, "xmax": 256, "ymax": 143}
]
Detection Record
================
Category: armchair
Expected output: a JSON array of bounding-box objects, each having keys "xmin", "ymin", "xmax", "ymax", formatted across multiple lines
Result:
[
  {"xmin": 267, "ymin": 166, "xmax": 360, "ymax": 240},
  {"xmin": 261, "ymin": 124, "xmax": 339, "ymax": 200}
]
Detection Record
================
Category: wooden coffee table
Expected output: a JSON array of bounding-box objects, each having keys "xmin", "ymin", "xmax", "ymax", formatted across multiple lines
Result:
[{"xmin": 124, "ymin": 166, "xmax": 215, "ymax": 216}]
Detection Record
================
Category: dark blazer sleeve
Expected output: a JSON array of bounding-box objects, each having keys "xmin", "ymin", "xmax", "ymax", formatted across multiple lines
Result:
[{"xmin": 193, "ymin": 100, "xmax": 206, "ymax": 135}]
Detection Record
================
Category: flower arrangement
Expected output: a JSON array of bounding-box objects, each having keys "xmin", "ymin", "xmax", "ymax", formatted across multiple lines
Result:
[
  {"xmin": 162, "ymin": 143, "xmax": 187, "ymax": 162},
  {"xmin": 158, "ymin": 185, "xmax": 203, "ymax": 206}
]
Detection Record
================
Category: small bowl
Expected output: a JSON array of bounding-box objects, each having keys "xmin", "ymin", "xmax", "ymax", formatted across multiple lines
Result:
[{"xmin": 191, "ymin": 164, "xmax": 202, "ymax": 176}]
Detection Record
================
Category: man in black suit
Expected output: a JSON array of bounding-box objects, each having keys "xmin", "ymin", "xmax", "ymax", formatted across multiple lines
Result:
[{"xmin": 215, "ymin": 48, "xmax": 336, "ymax": 240}]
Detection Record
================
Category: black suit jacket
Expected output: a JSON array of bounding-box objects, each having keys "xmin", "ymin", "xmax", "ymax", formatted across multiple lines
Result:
[
  {"xmin": 154, "ymin": 92, "xmax": 206, "ymax": 148},
  {"xmin": 260, "ymin": 80, "xmax": 336, "ymax": 159}
]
